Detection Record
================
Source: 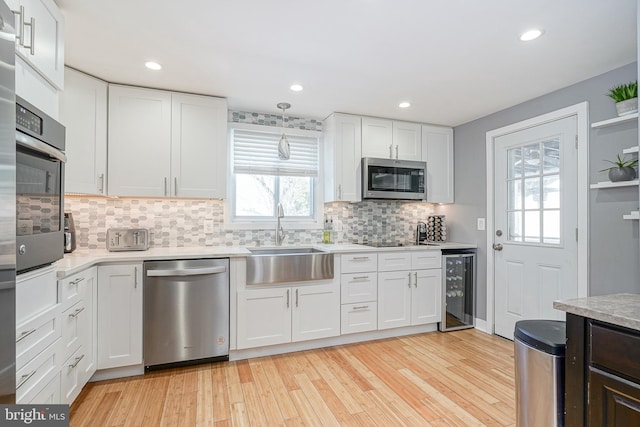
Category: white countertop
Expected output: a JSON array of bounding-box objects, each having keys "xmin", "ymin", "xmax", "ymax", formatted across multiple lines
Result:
[
  {"xmin": 554, "ymin": 293, "xmax": 640, "ymax": 332},
  {"xmin": 56, "ymin": 241, "xmax": 476, "ymax": 278}
]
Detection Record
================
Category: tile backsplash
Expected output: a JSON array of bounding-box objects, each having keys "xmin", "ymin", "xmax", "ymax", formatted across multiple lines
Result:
[{"xmin": 64, "ymin": 196, "xmax": 435, "ymax": 249}]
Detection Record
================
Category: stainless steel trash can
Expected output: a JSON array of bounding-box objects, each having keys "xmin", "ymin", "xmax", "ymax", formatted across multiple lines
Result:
[{"xmin": 514, "ymin": 320, "xmax": 566, "ymax": 427}]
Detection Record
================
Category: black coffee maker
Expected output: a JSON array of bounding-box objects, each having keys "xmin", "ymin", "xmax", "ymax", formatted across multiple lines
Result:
[
  {"xmin": 416, "ymin": 222, "xmax": 427, "ymax": 245},
  {"xmin": 64, "ymin": 212, "xmax": 76, "ymax": 253}
]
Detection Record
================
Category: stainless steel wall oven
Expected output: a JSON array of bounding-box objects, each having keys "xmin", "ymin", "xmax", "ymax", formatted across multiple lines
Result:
[{"xmin": 15, "ymin": 97, "xmax": 66, "ymax": 273}]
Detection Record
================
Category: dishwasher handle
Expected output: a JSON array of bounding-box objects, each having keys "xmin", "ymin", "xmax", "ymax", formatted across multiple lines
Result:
[{"xmin": 146, "ymin": 265, "xmax": 227, "ymax": 277}]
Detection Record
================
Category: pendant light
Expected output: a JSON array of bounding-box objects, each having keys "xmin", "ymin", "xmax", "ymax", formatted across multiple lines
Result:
[{"xmin": 277, "ymin": 102, "xmax": 291, "ymax": 160}]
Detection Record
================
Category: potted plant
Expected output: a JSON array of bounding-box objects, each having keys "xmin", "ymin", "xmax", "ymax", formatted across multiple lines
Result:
[
  {"xmin": 607, "ymin": 81, "xmax": 638, "ymax": 116},
  {"xmin": 601, "ymin": 154, "xmax": 638, "ymax": 182}
]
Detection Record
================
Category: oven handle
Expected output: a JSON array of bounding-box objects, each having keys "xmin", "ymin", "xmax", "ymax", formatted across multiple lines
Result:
[
  {"xmin": 146, "ymin": 266, "xmax": 227, "ymax": 277},
  {"xmin": 16, "ymin": 131, "xmax": 67, "ymax": 163}
]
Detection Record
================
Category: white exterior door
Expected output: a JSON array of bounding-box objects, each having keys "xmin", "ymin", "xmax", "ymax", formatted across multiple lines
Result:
[{"xmin": 493, "ymin": 116, "xmax": 578, "ymax": 339}]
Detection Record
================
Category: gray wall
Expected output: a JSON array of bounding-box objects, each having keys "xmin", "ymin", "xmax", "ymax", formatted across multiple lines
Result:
[{"xmin": 438, "ymin": 62, "xmax": 639, "ymax": 321}]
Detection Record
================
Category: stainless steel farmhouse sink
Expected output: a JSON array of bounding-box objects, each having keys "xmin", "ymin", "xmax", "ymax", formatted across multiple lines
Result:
[{"xmin": 246, "ymin": 247, "xmax": 334, "ymax": 285}]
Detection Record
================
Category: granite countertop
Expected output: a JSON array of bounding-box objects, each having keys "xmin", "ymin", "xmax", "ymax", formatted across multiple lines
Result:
[
  {"xmin": 554, "ymin": 293, "xmax": 640, "ymax": 332},
  {"xmin": 56, "ymin": 241, "xmax": 477, "ymax": 278}
]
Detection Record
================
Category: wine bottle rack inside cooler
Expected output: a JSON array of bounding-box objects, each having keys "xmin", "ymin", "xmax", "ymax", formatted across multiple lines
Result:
[{"xmin": 439, "ymin": 251, "xmax": 475, "ymax": 332}]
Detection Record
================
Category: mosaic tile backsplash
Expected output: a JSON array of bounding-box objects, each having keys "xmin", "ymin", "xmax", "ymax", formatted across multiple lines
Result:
[
  {"xmin": 229, "ymin": 110, "xmax": 323, "ymax": 132},
  {"xmin": 64, "ymin": 196, "xmax": 434, "ymax": 249}
]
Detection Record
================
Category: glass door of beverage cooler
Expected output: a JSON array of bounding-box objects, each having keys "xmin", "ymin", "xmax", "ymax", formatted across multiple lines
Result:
[{"xmin": 439, "ymin": 252, "xmax": 475, "ymax": 331}]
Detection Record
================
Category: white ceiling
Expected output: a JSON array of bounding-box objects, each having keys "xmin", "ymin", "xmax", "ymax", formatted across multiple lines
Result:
[{"xmin": 57, "ymin": 0, "xmax": 637, "ymax": 127}]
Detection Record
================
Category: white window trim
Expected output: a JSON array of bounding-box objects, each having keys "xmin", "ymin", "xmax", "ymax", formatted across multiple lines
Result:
[{"xmin": 225, "ymin": 122, "xmax": 324, "ymax": 231}]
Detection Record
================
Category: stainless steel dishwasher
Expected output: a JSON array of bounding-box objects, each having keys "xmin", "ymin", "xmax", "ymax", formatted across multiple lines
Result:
[{"xmin": 143, "ymin": 258, "xmax": 229, "ymax": 370}]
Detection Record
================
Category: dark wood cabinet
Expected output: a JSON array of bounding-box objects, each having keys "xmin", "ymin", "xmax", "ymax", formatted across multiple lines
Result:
[{"xmin": 566, "ymin": 314, "xmax": 640, "ymax": 426}]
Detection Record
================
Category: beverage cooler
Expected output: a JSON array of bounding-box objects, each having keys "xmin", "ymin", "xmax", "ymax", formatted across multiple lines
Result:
[{"xmin": 439, "ymin": 250, "xmax": 476, "ymax": 331}]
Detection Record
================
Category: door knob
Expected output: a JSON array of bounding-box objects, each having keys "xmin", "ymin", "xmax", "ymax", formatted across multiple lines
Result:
[{"xmin": 492, "ymin": 243, "xmax": 503, "ymax": 251}]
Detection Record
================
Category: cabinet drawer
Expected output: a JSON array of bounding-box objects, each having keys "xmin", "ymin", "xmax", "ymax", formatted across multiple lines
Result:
[
  {"xmin": 24, "ymin": 371, "xmax": 61, "ymax": 405},
  {"xmin": 341, "ymin": 253, "xmax": 377, "ymax": 274},
  {"xmin": 411, "ymin": 251, "xmax": 441, "ymax": 269},
  {"xmin": 378, "ymin": 252, "xmax": 412, "ymax": 272},
  {"xmin": 341, "ymin": 302, "xmax": 377, "ymax": 334},
  {"xmin": 16, "ymin": 304, "xmax": 61, "ymax": 370},
  {"xmin": 590, "ymin": 323, "xmax": 640, "ymax": 383},
  {"xmin": 17, "ymin": 265, "xmax": 58, "ymax": 324},
  {"xmin": 59, "ymin": 267, "xmax": 95, "ymax": 310},
  {"xmin": 61, "ymin": 300, "xmax": 89, "ymax": 362},
  {"xmin": 16, "ymin": 339, "xmax": 60, "ymax": 403},
  {"xmin": 61, "ymin": 345, "xmax": 89, "ymax": 405},
  {"xmin": 341, "ymin": 273, "xmax": 377, "ymax": 304}
]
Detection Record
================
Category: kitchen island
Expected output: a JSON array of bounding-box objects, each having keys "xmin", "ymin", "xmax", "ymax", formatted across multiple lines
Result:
[{"xmin": 554, "ymin": 294, "xmax": 640, "ymax": 427}]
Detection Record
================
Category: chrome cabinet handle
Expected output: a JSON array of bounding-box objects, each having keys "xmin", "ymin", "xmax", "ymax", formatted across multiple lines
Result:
[
  {"xmin": 414, "ymin": 272, "xmax": 418, "ymax": 287},
  {"xmin": 69, "ymin": 354, "xmax": 85, "ymax": 369},
  {"xmin": 395, "ymin": 145, "xmax": 399, "ymax": 159},
  {"xmin": 286, "ymin": 289, "xmax": 290, "ymax": 308},
  {"xmin": 71, "ymin": 277, "xmax": 85, "ymax": 286},
  {"xmin": 353, "ymin": 305, "xmax": 369, "ymax": 310},
  {"xmin": 134, "ymin": 266, "xmax": 138, "ymax": 288},
  {"xmin": 16, "ymin": 328, "xmax": 36, "ymax": 343},
  {"xmin": 352, "ymin": 256, "xmax": 369, "ymax": 261},
  {"xmin": 98, "ymin": 173, "xmax": 105, "ymax": 193},
  {"xmin": 68, "ymin": 306, "xmax": 85, "ymax": 318},
  {"xmin": 408, "ymin": 272, "xmax": 412, "ymax": 288},
  {"xmin": 16, "ymin": 370, "xmax": 36, "ymax": 390},
  {"xmin": 353, "ymin": 276, "xmax": 369, "ymax": 280},
  {"xmin": 174, "ymin": 177, "xmax": 178, "ymax": 196},
  {"xmin": 296, "ymin": 289, "xmax": 299, "ymax": 307},
  {"xmin": 389, "ymin": 144, "xmax": 393, "ymax": 159},
  {"xmin": 12, "ymin": 7, "xmax": 23, "ymax": 46},
  {"xmin": 493, "ymin": 243, "xmax": 503, "ymax": 251},
  {"xmin": 164, "ymin": 177, "xmax": 168, "ymax": 196},
  {"xmin": 338, "ymin": 184, "xmax": 342, "ymax": 200}
]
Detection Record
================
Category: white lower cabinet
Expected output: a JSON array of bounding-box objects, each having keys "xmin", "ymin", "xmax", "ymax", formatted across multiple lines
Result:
[
  {"xmin": 97, "ymin": 264, "xmax": 143, "ymax": 369},
  {"xmin": 340, "ymin": 253, "xmax": 378, "ymax": 334},
  {"xmin": 236, "ymin": 282, "xmax": 340, "ymax": 349},
  {"xmin": 378, "ymin": 252, "xmax": 442, "ymax": 330}
]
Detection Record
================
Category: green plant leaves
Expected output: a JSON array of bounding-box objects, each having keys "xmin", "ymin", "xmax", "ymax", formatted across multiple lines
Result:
[{"xmin": 608, "ymin": 81, "xmax": 638, "ymax": 102}]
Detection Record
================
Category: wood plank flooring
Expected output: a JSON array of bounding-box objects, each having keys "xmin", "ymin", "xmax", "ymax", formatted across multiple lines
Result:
[{"xmin": 70, "ymin": 329, "xmax": 515, "ymax": 426}]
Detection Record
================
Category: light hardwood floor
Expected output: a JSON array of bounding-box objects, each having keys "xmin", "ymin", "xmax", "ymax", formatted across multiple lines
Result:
[{"xmin": 70, "ymin": 329, "xmax": 515, "ymax": 426}]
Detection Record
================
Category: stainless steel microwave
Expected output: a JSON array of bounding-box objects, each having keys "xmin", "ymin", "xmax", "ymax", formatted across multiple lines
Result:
[{"xmin": 361, "ymin": 157, "xmax": 426, "ymax": 200}]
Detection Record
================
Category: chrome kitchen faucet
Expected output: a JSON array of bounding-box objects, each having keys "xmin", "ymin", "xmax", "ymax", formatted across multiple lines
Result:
[{"xmin": 276, "ymin": 203, "xmax": 286, "ymax": 246}]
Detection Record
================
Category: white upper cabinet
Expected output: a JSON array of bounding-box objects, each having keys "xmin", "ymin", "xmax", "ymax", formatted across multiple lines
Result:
[
  {"xmin": 108, "ymin": 85, "xmax": 172, "ymax": 197},
  {"xmin": 108, "ymin": 85, "xmax": 227, "ymax": 198},
  {"xmin": 422, "ymin": 125, "xmax": 454, "ymax": 203},
  {"xmin": 323, "ymin": 113, "xmax": 362, "ymax": 202},
  {"xmin": 59, "ymin": 68, "xmax": 107, "ymax": 195},
  {"xmin": 392, "ymin": 121, "xmax": 422, "ymax": 161},
  {"xmin": 171, "ymin": 93, "xmax": 228, "ymax": 198},
  {"xmin": 8, "ymin": 0, "xmax": 64, "ymax": 89},
  {"xmin": 362, "ymin": 118, "xmax": 421, "ymax": 161}
]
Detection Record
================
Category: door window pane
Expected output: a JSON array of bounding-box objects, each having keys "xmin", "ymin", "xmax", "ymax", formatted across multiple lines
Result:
[
  {"xmin": 543, "ymin": 210, "xmax": 560, "ymax": 244},
  {"xmin": 508, "ymin": 211, "xmax": 523, "ymax": 242},
  {"xmin": 524, "ymin": 211, "xmax": 540, "ymax": 243},
  {"xmin": 508, "ymin": 180, "xmax": 522, "ymax": 210},
  {"xmin": 543, "ymin": 139, "xmax": 560, "ymax": 174},
  {"xmin": 508, "ymin": 147, "xmax": 523, "ymax": 178},
  {"xmin": 523, "ymin": 144, "xmax": 541, "ymax": 176},
  {"xmin": 543, "ymin": 176, "xmax": 560, "ymax": 209},
  {"xmin": 524, "ymin": 177, "xmax": 541, "ymax": 210}
]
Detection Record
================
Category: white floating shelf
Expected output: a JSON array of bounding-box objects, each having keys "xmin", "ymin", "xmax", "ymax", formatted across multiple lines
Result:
[
  {"xmin": 590, "ymin": 179, "xmax": 639, "ymax": 189},
  {"xmin": 623, "ymin": 211, "xmax": 640, "ymax": 220},
  {"xmin": 623, "ymin": 146, "xmax": 639, "ymax": 154},
  {"xmin": 591, "ymin": 113, "xmax": 638, "ymax": 129}
]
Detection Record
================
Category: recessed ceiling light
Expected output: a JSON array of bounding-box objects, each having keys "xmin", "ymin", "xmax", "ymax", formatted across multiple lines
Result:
[
  {"xmin": 399, "ymin": 102, "xmax": 411, "ymax": 108},
  {"xmin": 290, "ymin": 84, "xmax": 303, "ymax": 92},
  {"xmin": 145, "ymin": 61, "xmax": 162, "ymax": 70},
  {"xmin": 520, "ymin": 29, "xmax": 544, "ymax": 41}
]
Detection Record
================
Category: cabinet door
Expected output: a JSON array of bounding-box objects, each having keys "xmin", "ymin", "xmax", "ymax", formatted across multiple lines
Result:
[
  {"xmin": 291, "ymin": 283, "xmax": 340, "ymax": 342},
  {"xmin": 411, "ymin": 268, "xmax": 442, "ymax": 325},
  {"xmin": 393, "ymin": 121, "xmax": 422, "ymax": 161},
  {"xmin": 377, "ymin": 271, "xmax": 412, "ymax": 329},
  {"xmin": 422, "ymin": 125, "xmax": 454, "ymax": 203},
  {"xmin": 236, "ymin": 288, "xmax": 291, "ymax": 349},
  {"xmin": 588, "ymin": 369, "xmax": 640, "ymax": 426},
  {"xmin": 59, "ymin": 68, "xmax": 107, "ymax": 195},
  {"xmin": 108, "ymin": 85, "xmax": 171, "ymax": 196},
  {"xmin": 362, "ymin": 117, "xmax": 393, "ymax": 159},
  {"xmin": 324, "ymin": 114, "xmax": 362, "ymax": 202},
  {"xmin": 97, "ymin": 264, "xmax": 143, "ymax": 369},
  {"xmin": 13, "ymin": 0, "xmax": 64, "ymax": 89},
  {"xmin": 171, "ymin": 93, "xmax": 227, "ymax": 198}
]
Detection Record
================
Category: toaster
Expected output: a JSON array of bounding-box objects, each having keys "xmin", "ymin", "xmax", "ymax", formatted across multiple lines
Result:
[{"xmin": 106, "ymin": 228, "xmax": 149, "ymax": 251}]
